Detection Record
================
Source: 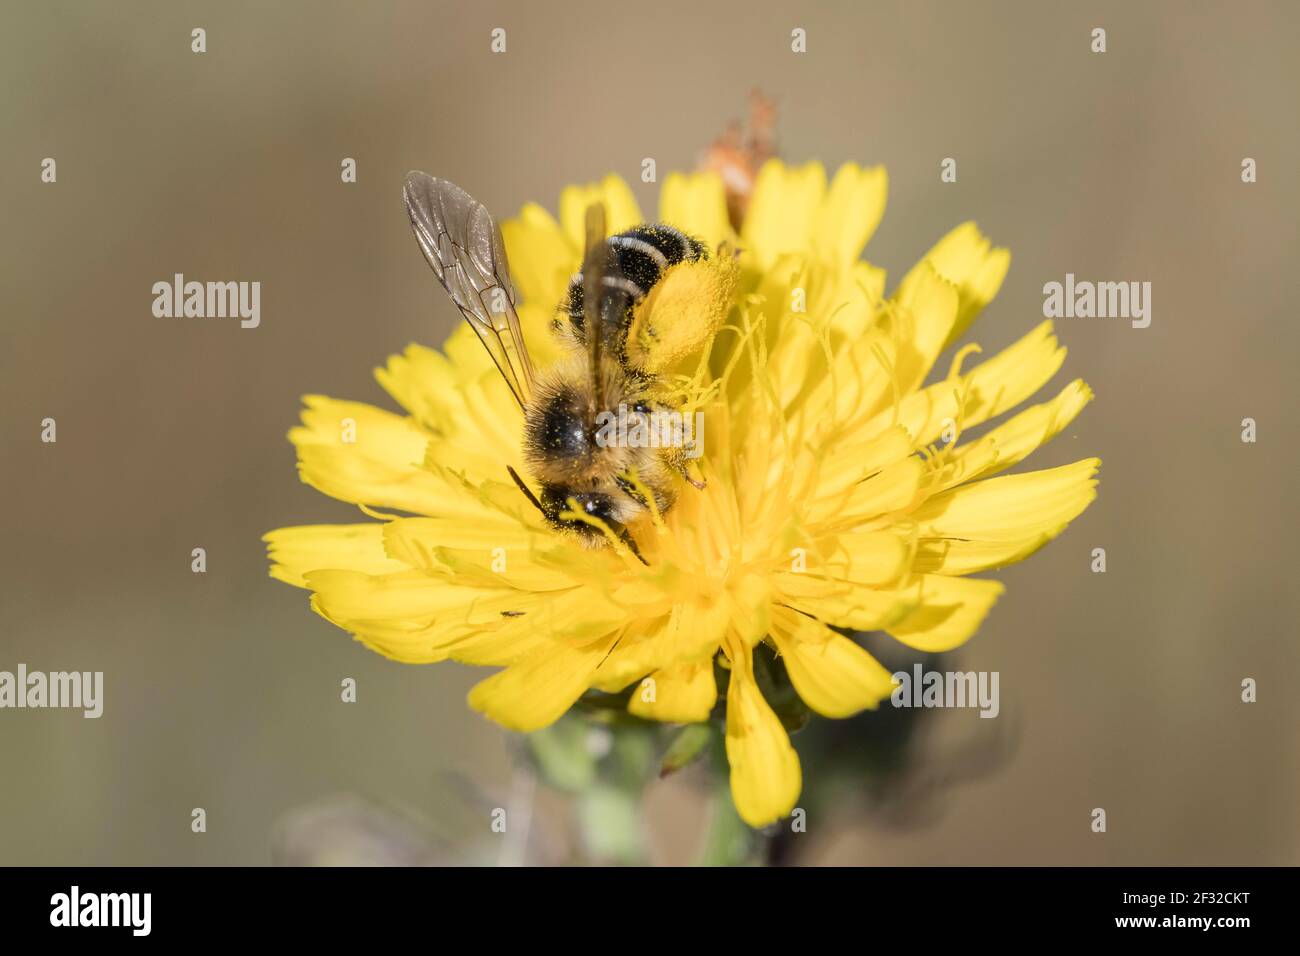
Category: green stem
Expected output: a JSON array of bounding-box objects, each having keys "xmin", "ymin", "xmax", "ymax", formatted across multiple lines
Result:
[
  {"xmin": 696, "ymin": 750, "xmax": 764, "ymax": 866},
  {"xmin": 572, "ymin": 722, "xmax": 658, "ymax": 865}
]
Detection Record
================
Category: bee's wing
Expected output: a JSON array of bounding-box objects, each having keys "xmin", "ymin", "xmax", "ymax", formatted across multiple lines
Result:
[
  {"xmin": 581, "ymin": 202, "xmax": 609, "ymax": 416},
  {"xmin": 403, "ymin": 172, "xmax": 535, "ymax": 408}
]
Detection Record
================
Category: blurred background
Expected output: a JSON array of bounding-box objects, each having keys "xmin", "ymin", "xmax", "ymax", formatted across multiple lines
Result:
[{"xmin": 2, "ymin": 0, "xmax": 1297, "ymax": 865}]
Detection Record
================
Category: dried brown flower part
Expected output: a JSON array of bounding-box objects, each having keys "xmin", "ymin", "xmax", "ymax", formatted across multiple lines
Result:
[{"xmin": 697, "ymin": 90, "xmax": 777, "ymax": 230}]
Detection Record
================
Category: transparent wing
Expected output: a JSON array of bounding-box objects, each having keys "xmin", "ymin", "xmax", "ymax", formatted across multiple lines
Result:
[
  {"xmin": 581, "ymin": 202, "xmax": 608, "ymax": 416},
  {"xmin": 403, "ymin": 172, "xmax": 535, "ymax": 408},
  {"xmin": 577, "ymin": 202, "xmax": 640, "ymax": 418}
]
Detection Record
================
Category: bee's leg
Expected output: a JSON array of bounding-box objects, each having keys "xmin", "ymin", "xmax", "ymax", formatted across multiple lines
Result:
[
  {"xmin": 676, "ymin": 460, "xmax": 707, "ymax": 491},
  {"xmin": 655, "ymin": 440, "xmax": 707, "ymax": 491},
  {"xmin": 614, "ymin": 474, "xmax": 649, "ymax": 508},
  {"xmin": 616, "ymin": 526, "xmax": 649, "ymax": 566}
]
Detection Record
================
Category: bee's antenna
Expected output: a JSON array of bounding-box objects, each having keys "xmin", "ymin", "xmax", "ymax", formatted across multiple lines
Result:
[{"xmin": 506, "ymin": 466, "xmax": 548, "ymax": 519}]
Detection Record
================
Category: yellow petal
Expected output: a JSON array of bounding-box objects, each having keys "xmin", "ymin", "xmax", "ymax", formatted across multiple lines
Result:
[
  {"xmin": 962, "ymin": 320, "xmax": 1066, "ymax": 424},
  {"xmin": 588, "ymin": 616, "xmax": 669, "ymax": 692},
  {"xmin": 945, "ymin": 379, "xmax": 1094, "ymax": 486},
  {"xmin": 382, "ymin": 513, "xmax": 544, "ymax": 560},
  {"xmin": 884, "ymin": 575, "xmax": 1005, "ymax": 652},
  {"xmin": 376, "ymin": 334, "xmax": 548, "ymax": 446},
  {"xmin": 516, "ymin": 301, "xmax": 565, "ymax": 369},
  {"xmin": 342, "ymin": 608, "xmax": 550, "ymax": 666},
  {"xmin": 316, "ymin": 580, "xmax": 622, "ymax": 666},
  {"xmin": 811, "ymin": 162, "xmax": 888, "ymax": 267},
  {"xmin": 770, "ymin": 608, "xmax": 896, "ymax": 718},
  {"xmin": 290, "ymin": 395, "xmax": 429, "ymax": 461},
  {"xmin": 742, "ymin": 159, "xmax": 827, "ymax": 268},
  {"xmin": 658, "ymin": 170, "xmax": 734, "ymax": 250},
  {"xmin": 887, "ymin": 261, "xmax": 960, "ymax": 395},
  {"xmin": 809, "ymin": 326, "xmax": 903, "ymax": 440},
  {"xmin": 775, "ymin": 573, "xmax": 918, "ymax": 632},
  {"xmin": 265, "ymin": 523, "xmax": 407, "ymax": 588},
  {"xmin": 430, "ymin": 546, "xmax": 577, "ymax": 592},
  {"xmin": 723, "ymin": 637, "xmax": 801, "ymax": 827},
  {"xmin": 898, "ymin": 222, "xmax": 1010, "ymax": 346},
  {"xmin": 499, "ymin": 201, "xmax": 575, "ymax": 307},
  {"xmin": 373, "ymin": 343, "xmax": 461, "ymax": 434},
  {"xmin": 912, "ymin": 536, "xmax": 1054, "ymax": 576},
  {"xmin": 909, "ymin": 457, "xmax": 1102, "ymax": 574},
  {"xmin": 928, "ymin": 377, "xmax": 1095, "ymax": 507},
  {"xmin": 559, "ymin": 174, "xmax": 642, "ymax": 250},
  {"xmin": 811, "ymin": 456, "xmax": 925, "ymax": 526},
  {"xmin": 914, "ymin": 458, "xmax": 1100, "ymax": 547},
  {"xmin": 829, "ymin": 260, "xmax": 888, "ymax": 341},
  {"xmin": 725, "ymin": 572, "xmax": 773, "ymax": 647},
  {"xmin": 382, "ymin": 515, "xmax": 575, "ymax": 591},
  {"xmin": 873, "ymin": 319, "xmax": 1067, "ymax": 448},
  {"xmin": 468, "ymin": 633, "xmax": 620, "ymax": 732},
  {"xmin": 308, "ymin": 568, "xmax": 513, "ymax": 624},
  {"xmin": 659, "ymin": 599, "xmax": 734, "ymax": 668},
  {"xmin": 290, "ymin": 396, "xmax": 447, "ymax": 514},
  {"xmin": 809, "ymin": 425, "xmax": 915, "ymax": 505},
  {"xmin": 807, "ymin": 531, "xmax": 910, "ymax": 587},
  {"xmin": 628, "ymin": 658, "xmax": 717, "ymax": 723}
]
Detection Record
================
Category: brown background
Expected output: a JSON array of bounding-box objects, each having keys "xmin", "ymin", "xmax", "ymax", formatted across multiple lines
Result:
[{"xmin": 1, "ymin": 0, "xmax": 1296, "ymax": 865}]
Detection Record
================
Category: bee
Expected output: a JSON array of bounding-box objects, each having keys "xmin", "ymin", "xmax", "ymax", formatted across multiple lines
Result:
[{"xmin": 402, "ymin": 172, "xmax": 711, "ymax": 559}]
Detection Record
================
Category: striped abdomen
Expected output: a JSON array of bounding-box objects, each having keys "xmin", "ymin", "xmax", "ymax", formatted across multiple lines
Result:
[{"xmin": 558, "ymin": 224, "xmax": 707, "ymax": 359}]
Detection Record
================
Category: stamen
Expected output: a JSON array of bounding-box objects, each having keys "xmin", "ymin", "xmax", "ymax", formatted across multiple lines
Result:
[
  {"xmin": 869, "ymin": 342, "xmax": 902, "ymax": 429},
  {"xmin": 946, "ymin": 342, "xmax": 983, "ymax": 380},
  {"xmin": 358, "ymin": 502, "xmax": 402, "ymax": 521}
]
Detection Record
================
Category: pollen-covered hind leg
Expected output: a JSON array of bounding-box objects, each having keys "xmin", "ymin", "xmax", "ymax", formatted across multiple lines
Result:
[
  {"xmin": 617, "ymin": 527, "xmax": 649, "ymax": 566},
  {"xmin": 663, "ymin": 453, "xmax": 706, "ymax": 491}
]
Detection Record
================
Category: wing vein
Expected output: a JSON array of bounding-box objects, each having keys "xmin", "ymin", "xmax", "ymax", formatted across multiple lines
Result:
[{"xmin": 403, "ymin": 172, "xmax": 535, "ymax": 409}]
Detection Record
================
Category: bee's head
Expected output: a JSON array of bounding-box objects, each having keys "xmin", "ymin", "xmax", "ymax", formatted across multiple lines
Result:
[
  {"xmin": 523, "ymin": 368, "xmax": 647, "ymax": 482},
  {"xmin": 524, "ymin": 383, "xmax": 592, "ymax": 468},
  {"xmin": 539, "ymin": 484, "xmax": 627, "ymax": 544},
  {"xmin": 540, "ymin": 486, "xmax": 613, "ymax": 520}
]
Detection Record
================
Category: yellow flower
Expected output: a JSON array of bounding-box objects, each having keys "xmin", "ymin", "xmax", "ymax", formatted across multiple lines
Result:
[{"xmin": 265, "ymin": 160, "xmax": 1099, "ymax": 828}]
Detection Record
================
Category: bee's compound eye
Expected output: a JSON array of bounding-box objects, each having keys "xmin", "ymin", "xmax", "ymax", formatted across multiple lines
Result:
[{"xmin": 632, "ymin": 402, "xmax": 652, "ymax": 415}]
